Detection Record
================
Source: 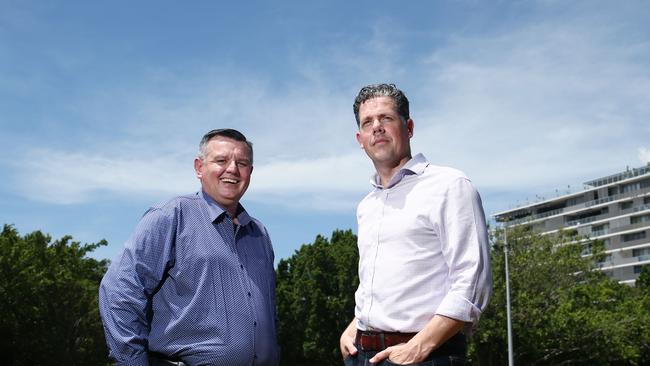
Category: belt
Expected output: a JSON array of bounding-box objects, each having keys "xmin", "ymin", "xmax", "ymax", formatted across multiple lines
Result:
[
  {"xmin": 148, "ymin": 352, "xmax": 187, "ymax": 366},
  {"xmin": 355, "ymin": 330, "xmax": 417, "ymax": 351}
]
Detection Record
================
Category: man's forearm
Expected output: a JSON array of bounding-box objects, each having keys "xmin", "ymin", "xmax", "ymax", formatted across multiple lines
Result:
[
  {"xmin": 367, "ymin": 314, "xmax": 466, "ymax": 363},
  {"xmin": 410, "ymin": 314, "xmax": 465, "ymax": 352}
]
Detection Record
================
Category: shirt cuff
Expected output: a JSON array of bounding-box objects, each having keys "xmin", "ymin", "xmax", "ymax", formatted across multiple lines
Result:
[{"xmin": 435, "ymin": 292, "xmax": 481, "ymax": 324}]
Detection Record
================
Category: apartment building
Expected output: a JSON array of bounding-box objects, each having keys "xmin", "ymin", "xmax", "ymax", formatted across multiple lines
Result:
[{"xmin": 493, "ymin": 164, "xmax": 650, "ymax": 285}]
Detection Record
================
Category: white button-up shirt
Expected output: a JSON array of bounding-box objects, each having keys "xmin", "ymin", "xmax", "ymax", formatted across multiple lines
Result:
[{"xmin": 355, "ymin": 154, "xmax": 491, "ymax": 332}]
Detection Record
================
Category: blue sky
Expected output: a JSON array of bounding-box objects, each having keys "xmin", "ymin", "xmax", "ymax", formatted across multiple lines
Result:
[{"xmin": 1, "ymin": 0, "xmax": 649, "ymax": 263}]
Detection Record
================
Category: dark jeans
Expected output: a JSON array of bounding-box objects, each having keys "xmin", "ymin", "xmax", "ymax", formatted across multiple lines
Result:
[{"xmin": 343, "ymin": 333, "xmax": 466, "ymax": 366}]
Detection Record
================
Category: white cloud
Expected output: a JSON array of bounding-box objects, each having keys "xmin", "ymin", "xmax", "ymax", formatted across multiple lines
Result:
[
  {"xmin": 5, "ymin": 1, "xmax": 649, "ymax": 214},
  {"xmin": 639, "ymin": 148, "xmax": 650, "ymax": 165},
  {"xmin": 250, "ymin": 153, "xmax": 369, "ymax": 193},
  {"xmin": 10, "ymin": 144, "xmax": 373, "ymax": 211},
  {"xmin": 408, "ymin": 17, "xmax": 650, "ymax": 194},
  {"xmin": 11, "ymin": 148, "xmax": 196, "ymax": 204}
]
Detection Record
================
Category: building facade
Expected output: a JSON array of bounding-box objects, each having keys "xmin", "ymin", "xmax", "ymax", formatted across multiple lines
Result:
[{"xmin": 494, "ymin": 164, "xmax": 650, "ymax": 285}]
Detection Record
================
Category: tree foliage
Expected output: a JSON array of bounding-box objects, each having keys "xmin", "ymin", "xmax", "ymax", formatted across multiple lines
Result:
[
  {"xmin": 276, "ymin": 229, "xmax": 359, "ymax": 366},
  {"xmin": 0, "ymin": 224, "xmax": 110, "ymax": 365},
  {"xmin": 471, "ymin": 226, "xmax": 650, "ymax": 365},
  {"xmin": 637, "ymin": 265, "xmax": 650, "ymax": 290}
]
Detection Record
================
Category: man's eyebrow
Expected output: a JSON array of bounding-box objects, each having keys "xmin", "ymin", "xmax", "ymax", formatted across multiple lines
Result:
[{"xmin": 363, "ymin": 112, "xmax": 391, "ymax": 121}]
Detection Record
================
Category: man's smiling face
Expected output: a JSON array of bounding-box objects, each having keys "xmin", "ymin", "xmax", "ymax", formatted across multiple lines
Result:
[{"xmin": 194, "ymin": 136, "xmax": 253, "ymax": 214}]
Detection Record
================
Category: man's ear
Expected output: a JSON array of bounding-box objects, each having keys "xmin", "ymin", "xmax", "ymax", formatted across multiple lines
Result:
[
  {"xmin": 194, "ymin": 158, "xmax": 203, "ymax": 179},
  {"xmin": 356, "ymin": 131, "xmax": 363, "ymax": 148},
  {"xmin": 407, "ymin": 119, "xmax": 414, "ymax": 138}
]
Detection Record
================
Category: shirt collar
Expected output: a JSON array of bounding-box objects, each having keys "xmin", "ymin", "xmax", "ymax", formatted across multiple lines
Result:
[
  {"xmin": 369, "ymin": 153, "xmax": 429, "ymax": 189},
  {"xmin": 199, "ymin": 190, "xmax": 252, "ymax": 226}
]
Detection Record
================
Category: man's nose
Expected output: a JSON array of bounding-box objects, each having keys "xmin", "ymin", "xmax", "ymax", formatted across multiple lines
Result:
[
  {"xmin": 225, "ymin": 160, "xmax": 239, "ymax": 172},
  {"xmin": 372, "ymin": 119, "xmax": 384, "ymax": 132}
]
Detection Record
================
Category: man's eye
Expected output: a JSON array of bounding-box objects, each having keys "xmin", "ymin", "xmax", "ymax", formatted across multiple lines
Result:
[
  {"xmin": 236, "ymin": 162, "xmax": 249, "ymax": 168},
  {"xmin": 215, "ymin": 159, "xmax": 227, "ymax": 164}
]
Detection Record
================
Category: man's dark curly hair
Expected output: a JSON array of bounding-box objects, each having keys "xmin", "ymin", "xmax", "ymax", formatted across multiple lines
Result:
[{"xmin": 353, "ymin": 83, "xmax": 410, "ymax": 127}]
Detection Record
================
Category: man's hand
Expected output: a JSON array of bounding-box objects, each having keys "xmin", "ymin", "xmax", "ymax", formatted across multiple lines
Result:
[
  {"xmin": 370, "ymin": 315, "xmax": 466, "ymax": 364},
  {"xmin": 369, "ymin": 340, "xmax": 430, "ymax": 364},
  {"xmin": 340, "ymin": 319, "xmax": 358, "ymax": 359}
]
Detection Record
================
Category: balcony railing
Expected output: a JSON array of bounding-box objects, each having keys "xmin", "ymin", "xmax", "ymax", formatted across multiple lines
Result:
[
  {"xmin": 595, "ymin": 255, "xmax": 650, "ymax": 270},
  {"xmin": 503, "ymin": 187, "xmax": 650, "ymax": 227},
  {"xmin": 633, "ymin": 203, "xmax": 650, "ymax": 214},
  {"xmin": 585, "ymin": 167, "xmax": 650, "ymax": 188},
  {"xmin": 638, "ymin": 254, "xmax": 650, "ymax": 262},
  {"xmin": 590, "ymin": 228, "xmax": 610, "ymax": 237},
  {"xmin": 567, "ymin": 214, "xmax": 602, "ymax": 227},
  {"xmin": 566, "ymin": 203, "xmax": 650, "ymax": 227},
  {"xmin": 504, "ymin": 208, "xmax": 563, "ymax": 226}
]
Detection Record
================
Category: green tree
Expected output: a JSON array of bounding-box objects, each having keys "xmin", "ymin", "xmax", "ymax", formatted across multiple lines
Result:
[
  {"xmin": 276, "ymin": 229, "xmax": 359, "ymax": 366},
  {"xmin": 637, "ymin": 265, "xmax": 650, "ymax": 289},
  {"xmin": 0, "ymin": 224, "xmax": 110, "ymax": 365},
  {"xmin": 471, "ymin": 226, "xmax": 650, "ymax": 365}
]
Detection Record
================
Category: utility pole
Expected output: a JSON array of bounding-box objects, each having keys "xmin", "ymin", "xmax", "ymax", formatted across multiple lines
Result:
[{"xmin": 504, "ymin": 223, "xmax": 514, "ymax": 366}]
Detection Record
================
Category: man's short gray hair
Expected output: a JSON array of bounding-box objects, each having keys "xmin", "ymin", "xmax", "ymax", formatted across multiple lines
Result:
[
  {"xmin": 198, "ymin": 128, "xmax": 253, "ymax": 164},
  {"xmin": 353, "ymin": 83, "xmax": 410, "ymax": 127}
]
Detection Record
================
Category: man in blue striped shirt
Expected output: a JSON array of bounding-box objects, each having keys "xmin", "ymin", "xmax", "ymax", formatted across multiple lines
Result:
[{"xmin": 99, "ymin": 129, "xmax": 279, "ymax": 366}]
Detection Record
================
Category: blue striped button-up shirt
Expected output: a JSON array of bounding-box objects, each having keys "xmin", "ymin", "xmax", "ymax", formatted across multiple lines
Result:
[{"xmin": 99, "ymin": 191, "xmax": 279, "ymax": 366}]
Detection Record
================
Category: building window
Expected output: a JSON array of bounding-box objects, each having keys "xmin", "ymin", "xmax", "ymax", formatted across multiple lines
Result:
[
  {"xmin": 591, "ymin": 224, "xmax": 609, "ymax": 236},
  {"xmin": 608, "ymin": 186, "xmax": 619, "ymax": 196},
  {"xmin": 632, "ymin": 248, "xmax": 650, "ymax": 258},
  {"xmin": 622, "ymin": 231, "xmax": 647, "ymax": 242},
  {"xmin": 644, "ymin": 196, "xmax": 650, "ymax": 205},
  {"xmin": 619, "ymin": 201, "xmax": 633, "ymax": 210},
  {"xmin": 622, "ymin": 183, "xmax": 640, "ymax": 194},
  {"xmin": 641, "ymin": 179, "xmax": 650, "ymax": 189},
  {"xmin": 631, "ymin": 214, "xmax": 650, "ymax": 225},
  {"xmin": 634, "ymin": 265, "xmax": 649, "ymax": 274},
  {"xmin": 596, "ymin": 254, "xmax": 613, "ymax": 267},
  {"xmin": 592, "ymin": 224, "xmax": 608, "ymax": 232},
  {"xmin": 581, "ymin": 239, "xmax": 609, "ymax": 255}
]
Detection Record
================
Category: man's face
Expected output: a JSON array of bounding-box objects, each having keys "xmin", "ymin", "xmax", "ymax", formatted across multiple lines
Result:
[
  {"xmin": 194, "ymin": 136, "xmax": 253, "ymax": 214},
  {"xmin": 356, "ymin": 96, "xmax": 413, "ymax": 167}
]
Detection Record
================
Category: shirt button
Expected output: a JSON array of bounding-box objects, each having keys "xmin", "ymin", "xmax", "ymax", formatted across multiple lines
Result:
[
  {"xmin": 253, "ymin": 321, "xmax": 257, "ymax": 326},
  {"xmin": 240, "ymin": 264, "xmax": 244, "ymax": 269},
  {"xmin": 248, "ymin": 292, "xmax": 251, "ymax": 297}
]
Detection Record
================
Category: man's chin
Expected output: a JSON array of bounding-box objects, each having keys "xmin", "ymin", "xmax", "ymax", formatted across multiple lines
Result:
[{"xmin": 369, "ymin": 152, "xmax": 395, "ymax": 163}]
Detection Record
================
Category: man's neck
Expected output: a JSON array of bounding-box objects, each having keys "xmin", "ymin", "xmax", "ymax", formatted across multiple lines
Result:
[
  {"xmin": 216, "ymin": 199, "xmax": 239, "ymax": 223},
  {"xmin": 375, "ymin": 155, "xmax": 412, "ymax": 187}
]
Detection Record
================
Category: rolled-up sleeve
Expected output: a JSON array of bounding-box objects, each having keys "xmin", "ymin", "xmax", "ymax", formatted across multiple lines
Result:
[{"xmin": 434, "ymin": 178, "xmax": 492, "ymax": 325}]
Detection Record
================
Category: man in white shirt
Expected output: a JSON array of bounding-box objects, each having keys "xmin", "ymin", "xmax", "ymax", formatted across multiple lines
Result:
[{"xmin": 339, "ymin": 83, "xmax": 492, "ymax": 365}]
